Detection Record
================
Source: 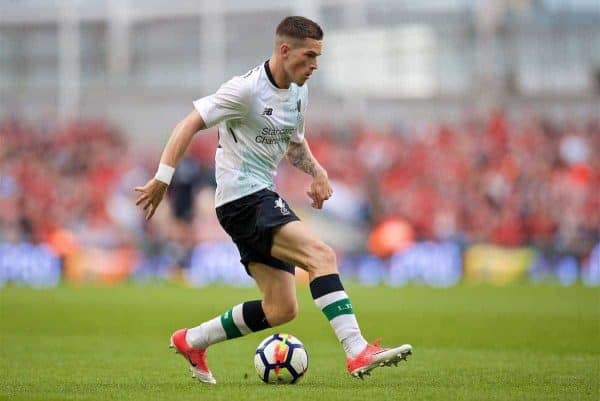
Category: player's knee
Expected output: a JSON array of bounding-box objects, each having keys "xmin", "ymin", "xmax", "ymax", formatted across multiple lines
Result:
[
  {"xmin": 278, "ymin": 301, "xmax": 298, "ymax": 323},
  {"xmin": 264, "ymin": 299, "xmax": 298, "ymax": 326},
  {"xmin": 306, "ymin": 240, "xmax": 337, "ymax": 273}
]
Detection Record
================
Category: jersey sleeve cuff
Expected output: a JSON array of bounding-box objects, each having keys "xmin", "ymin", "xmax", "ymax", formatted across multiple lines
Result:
[{"xmin": 192, "ymin": 98, "xmax": 214, "ymax": 128}]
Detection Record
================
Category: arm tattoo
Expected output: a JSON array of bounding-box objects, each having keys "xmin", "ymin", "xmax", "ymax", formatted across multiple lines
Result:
[{"xmin": 286, "ymin": 140, "xmax": 321, "ymax": 177}]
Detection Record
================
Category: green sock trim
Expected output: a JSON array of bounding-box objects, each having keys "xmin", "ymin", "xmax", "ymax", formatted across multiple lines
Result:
[
  {"xmin": 322, "ymin": 298, "xmax": 354, "ymax": 320},
  {"xmin": 220, "ymin": 309, "xmax": 242, "ymax": 339}
]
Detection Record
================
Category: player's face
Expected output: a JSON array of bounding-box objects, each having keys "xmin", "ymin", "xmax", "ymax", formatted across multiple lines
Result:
[{"xmin": 283, "ymin": 38, "xmax": 322, "ymax": 86}]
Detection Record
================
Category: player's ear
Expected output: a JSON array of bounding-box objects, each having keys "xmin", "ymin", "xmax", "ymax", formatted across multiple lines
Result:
[{"xmin": 280, "ymin": 42, "xmax": 290, "ymax": 59}]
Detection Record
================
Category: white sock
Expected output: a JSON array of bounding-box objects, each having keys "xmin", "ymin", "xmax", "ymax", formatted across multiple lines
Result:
[
  {"xmin": 314, "ymin": 290, "xmax": 368, "ymax": 358},
  {"xmin": 184, "ymin": 303, "xmax": 258, "ymax": 349},
  {"xmin": 342, "ymin": 334, "xmax": 369, "ymax": 358},
  {"xmin": 185, "ymin": 316, "xmax": 226, "ymax": 349}
]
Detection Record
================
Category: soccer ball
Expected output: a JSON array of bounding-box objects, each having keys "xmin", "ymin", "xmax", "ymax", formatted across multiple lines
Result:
[{"xmin": 254, "ymin": 333, "xmax": 308, "ymax": 384}]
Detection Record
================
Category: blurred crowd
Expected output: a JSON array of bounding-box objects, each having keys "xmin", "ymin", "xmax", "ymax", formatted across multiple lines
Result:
[
  {"xmin": 294, "ymin": 112, "xmax": 599, "ymax": 260},
  {"xmin": 1, "ymin": 119, "xmax": 130, "ymax": 245},
  {"xmin": 1, "ymin": 112, "xmax": 598, "ymax": 279}
]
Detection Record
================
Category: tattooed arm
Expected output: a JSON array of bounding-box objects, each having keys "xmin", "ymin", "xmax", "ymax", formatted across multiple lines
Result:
[
  {"xmin": 286, "ymin": 139, "xmax": 333, "ymax": 209},
  {"xmin": 286, "ymin": 139, "xmax": 326, "ymax": 177}
]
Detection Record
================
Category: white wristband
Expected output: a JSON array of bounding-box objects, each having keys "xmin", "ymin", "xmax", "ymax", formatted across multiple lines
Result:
[{"xmin": 154, "ymin": 163, "xmax": 175, "ymax": 185}]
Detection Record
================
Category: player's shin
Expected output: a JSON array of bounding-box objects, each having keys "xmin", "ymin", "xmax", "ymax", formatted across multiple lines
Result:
[
  {"xmin": 310, "ymin": 274, "xmax": 368, "ymax": 358},
  {"xmin": 186, "ymin": 300, "xmax": 271, "ymax": 349}
]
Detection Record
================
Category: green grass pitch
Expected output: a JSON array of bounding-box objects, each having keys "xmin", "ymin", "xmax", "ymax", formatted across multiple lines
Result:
[{"xmin": 0, "ymin": 283, "xmax": 598, "ymax": 401}]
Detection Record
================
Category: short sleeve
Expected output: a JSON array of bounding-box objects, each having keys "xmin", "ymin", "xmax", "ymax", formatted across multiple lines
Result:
[
  {"xmin": 290, "ymin": 86, "xmax": 309, "ymax": 143},
  {"xmin": 193, "ymin": 76, "xmax": 250, "ymax": 128}
]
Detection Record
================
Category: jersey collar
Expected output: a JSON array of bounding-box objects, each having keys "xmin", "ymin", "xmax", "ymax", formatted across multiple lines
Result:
[
  {"xmin": 264, "ymin": 60, "xmax": 280, "ymax": 89},
  {"xmin": 264, "ymin": 59, "xmax": 292, "ymax": 93}
]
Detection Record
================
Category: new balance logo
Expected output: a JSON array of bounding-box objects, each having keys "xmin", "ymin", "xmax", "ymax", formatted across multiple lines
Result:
[
  {"xmin": 274, "ymin": 197, "xmax": 290, "ymax": 215},
  {"xmin": 262, "ymin": 107, "xmax": 273, "ymax": 116}
]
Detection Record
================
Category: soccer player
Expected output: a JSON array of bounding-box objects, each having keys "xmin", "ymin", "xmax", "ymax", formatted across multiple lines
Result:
[{"xmin": 134, "ymin": 16, "xmax": 412, "ymax": 384}]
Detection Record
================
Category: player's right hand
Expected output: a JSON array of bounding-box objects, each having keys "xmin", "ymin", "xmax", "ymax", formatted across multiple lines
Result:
[{"xmin": 134, "ymin": 179, "xmax": 168, "ymax": 220}]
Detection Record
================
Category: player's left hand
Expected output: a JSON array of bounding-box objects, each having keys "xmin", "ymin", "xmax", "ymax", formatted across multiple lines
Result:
[{"xmin": 306, "ymin": 172, "xmax": 333, "ymax": 209}]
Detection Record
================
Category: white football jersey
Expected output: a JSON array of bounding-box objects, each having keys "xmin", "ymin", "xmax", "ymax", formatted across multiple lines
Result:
[{"xmin": 193, "ymin": 61, "xmax": 309, "ymax": 207}]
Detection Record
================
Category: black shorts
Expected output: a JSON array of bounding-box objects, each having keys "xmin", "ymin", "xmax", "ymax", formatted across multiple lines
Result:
[{"xmin": 216, "ymin": 189, "xmax": 300, "ymax": 276}]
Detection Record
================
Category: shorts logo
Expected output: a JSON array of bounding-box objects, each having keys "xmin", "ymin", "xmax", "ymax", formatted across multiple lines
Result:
[{"xmin": 274, "ymin": 197, "xmax": 290, "ymax": 215}]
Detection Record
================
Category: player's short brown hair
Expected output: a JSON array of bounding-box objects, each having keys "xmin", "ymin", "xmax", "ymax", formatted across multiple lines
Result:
[{"xmin": 276, "ymin": 16, "xmax": 323, "ymax": 41}]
